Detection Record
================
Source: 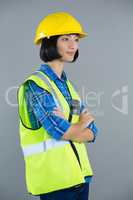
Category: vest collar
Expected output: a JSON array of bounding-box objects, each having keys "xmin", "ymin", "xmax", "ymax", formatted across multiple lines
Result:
[{"xmin": 40, "ymin": 63, "xmax": 67, "ymax": 82}]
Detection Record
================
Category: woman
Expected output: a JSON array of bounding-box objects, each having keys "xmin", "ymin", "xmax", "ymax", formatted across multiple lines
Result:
[{"xmin": 17, "ymin": 11, "xmax": 98, "ymax": 200}]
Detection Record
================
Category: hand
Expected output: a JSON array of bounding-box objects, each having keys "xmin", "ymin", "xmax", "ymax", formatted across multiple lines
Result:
[
  {"xmin": 79, "ymin": 108, "xmax": 95, "ymax": 129},
  {"xmin": 52, "ymin": 107, "xmax": 65, "ymax": 119}
]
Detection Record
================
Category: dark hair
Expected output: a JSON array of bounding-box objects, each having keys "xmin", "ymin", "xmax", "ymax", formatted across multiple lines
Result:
[{"xmin": 39, "ymin": 35, "xmax": 79, "ymax": 63}]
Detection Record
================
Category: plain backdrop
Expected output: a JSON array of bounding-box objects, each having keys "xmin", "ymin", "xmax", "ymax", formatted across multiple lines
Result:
[{"xmin": 0, "ymin": 0, "xmax": 132, "ymax": 200}]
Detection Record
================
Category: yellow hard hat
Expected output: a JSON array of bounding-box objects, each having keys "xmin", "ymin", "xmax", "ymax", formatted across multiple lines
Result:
[{"xmin": 34, "ymin": 11, "xmax": 88, "ymax": 45}]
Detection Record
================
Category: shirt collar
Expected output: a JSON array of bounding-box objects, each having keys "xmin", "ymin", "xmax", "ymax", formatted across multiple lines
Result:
[{"xmin": 39, "ymin": 63, "xmax": 67, "ymax": 82}]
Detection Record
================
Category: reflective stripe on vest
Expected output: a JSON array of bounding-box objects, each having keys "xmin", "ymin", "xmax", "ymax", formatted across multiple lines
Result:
[
  {"xmin": 32, "ymin": 71, "xmax": 63, "ymax": 111},
  {"xmin": 22, "ymin": 139, "xmax": 69, "ymax": 157}
]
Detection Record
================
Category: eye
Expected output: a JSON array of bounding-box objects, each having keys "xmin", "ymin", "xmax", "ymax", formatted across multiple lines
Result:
[
  {"xmin": 75, "ymin": 38, "xmax": 79, "ymax": 42},
  {"xmin": 62, "ymin": 37, "xmax": 69, "ymax": 41}
]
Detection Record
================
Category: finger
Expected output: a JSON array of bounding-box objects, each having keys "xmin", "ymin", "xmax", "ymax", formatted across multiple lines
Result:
[
  {"xmin": 82, "ymin": 108, "xmax": 88, "ymax": 113},
  {"xmin": 53, "ymin": 110, "xmax": 62, "ymax": 114},
  {"xmin": 84, "ymin": 111, "xmax": 91, "ymax": 116},
  {"xmin": 88, "ymin": 117, "xmax": 95, "ymax": 122},
  {"xmin": 82, "ymin": 109, "xmax": 92, "ymax": 115},
  {"xmin": 53, "ymin": 110, "xmax": 61, "ymax": 114},
  {"xmin": 53, "ymin": 110, "xmax": 64, "ymax": 116},
  {"xmin": 54, "ymin": 107, "xmax": 61, "ymax": 110}
]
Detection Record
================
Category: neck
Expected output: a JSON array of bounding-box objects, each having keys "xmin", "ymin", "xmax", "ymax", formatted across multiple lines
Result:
[{"xmin": 46, "ymin": 60, "xmax": 64, "ymax": 79}]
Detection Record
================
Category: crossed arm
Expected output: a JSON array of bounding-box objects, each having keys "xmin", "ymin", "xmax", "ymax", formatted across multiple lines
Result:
[{"xmin": 25, "ymin": 80, "xmax": 98, "ymax": 143}]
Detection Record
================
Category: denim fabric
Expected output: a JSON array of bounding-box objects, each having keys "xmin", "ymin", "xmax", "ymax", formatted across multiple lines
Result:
[{"xmin": 39, "ymin": 183, "xmax": 90, "ymax": 200}]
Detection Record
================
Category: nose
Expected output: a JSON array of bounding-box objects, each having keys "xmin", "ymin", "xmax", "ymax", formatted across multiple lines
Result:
[{"xmin": 68, "ymin": 40, "xmax": 78, "ymax": 51}]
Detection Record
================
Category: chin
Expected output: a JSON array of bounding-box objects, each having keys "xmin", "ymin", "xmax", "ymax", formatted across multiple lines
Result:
[
  {"xmin": 64, "ymin": 57, "xmax": 74, "ymax": 62},
  {"xmin": 65, "ymin": 59, "xmax": 74, "ymax": 63}
]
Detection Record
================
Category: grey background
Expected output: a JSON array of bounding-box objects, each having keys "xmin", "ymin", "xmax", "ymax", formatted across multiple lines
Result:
[{"xmin": 0, "ymin": 0, "xmax": 132, "ymax": 200}]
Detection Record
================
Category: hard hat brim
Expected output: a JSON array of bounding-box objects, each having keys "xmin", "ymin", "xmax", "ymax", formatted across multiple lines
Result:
[{"xmin": 34, "ymin": 31, "xmax": 88, "ymax": 45}]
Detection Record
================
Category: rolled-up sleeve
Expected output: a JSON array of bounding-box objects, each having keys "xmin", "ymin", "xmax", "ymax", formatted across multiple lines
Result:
[
  {"xmin": 68, "ymin": 79, "xmax": 98, "ymax": 143},
  {"xmin": 25, "ymin": 80, "xmax": 71, "ymax": 140},
  {"xmin": 80, "ymin": 102, "xmax": 98, "ymax": 143}
]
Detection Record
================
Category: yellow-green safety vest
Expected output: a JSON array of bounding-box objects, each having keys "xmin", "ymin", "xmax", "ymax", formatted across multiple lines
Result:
[{"xmin": 17, "ymin": 70, "xmax": 93, "ymax": 195}]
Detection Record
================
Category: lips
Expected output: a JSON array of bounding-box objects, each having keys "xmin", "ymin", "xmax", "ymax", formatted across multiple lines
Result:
[{"xmin": 66, "ymin": 52, "xmax": 75, "ymax": 55}]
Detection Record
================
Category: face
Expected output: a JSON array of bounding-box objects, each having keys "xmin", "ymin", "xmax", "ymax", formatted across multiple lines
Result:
[{"xmin": 56, "ymin": 34, "xmax": 79, "ymax": 62}]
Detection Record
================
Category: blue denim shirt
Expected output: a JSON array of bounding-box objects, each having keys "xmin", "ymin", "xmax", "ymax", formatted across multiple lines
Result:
[{"xmin": 24, "ymin": 63, "xmax": 98, "ymax": 183}]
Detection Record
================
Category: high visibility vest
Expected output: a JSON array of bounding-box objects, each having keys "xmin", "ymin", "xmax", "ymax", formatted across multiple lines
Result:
[{"xmin": 17, "ymin": 70, "xmax": 93, "ymax": 195}]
